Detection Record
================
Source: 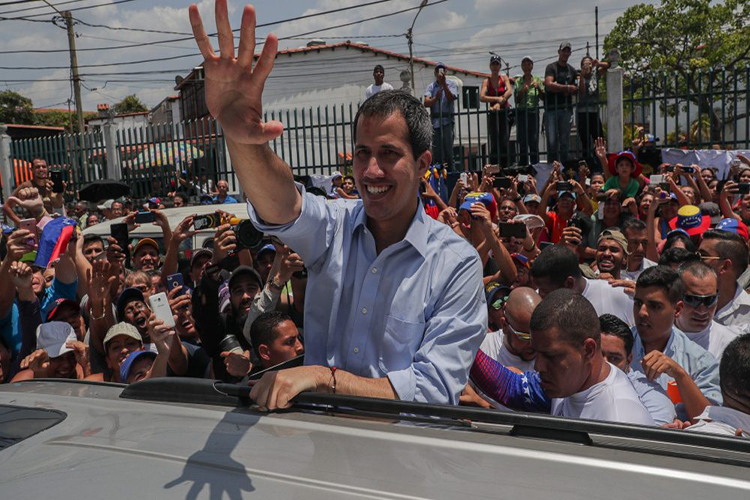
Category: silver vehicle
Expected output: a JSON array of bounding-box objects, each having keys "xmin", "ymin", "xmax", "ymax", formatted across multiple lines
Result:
[{"xmin": 0, "ymin": 378, "xmax": 749, "ymax": 499}]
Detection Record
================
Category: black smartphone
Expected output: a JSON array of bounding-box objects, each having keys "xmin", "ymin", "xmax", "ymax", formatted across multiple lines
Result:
[
  {"xmin": 570, "ymin": 215, "xmax": 587, "ymax": 232},
  {"xmin": 682, "ymin": 166, "xmax": 695, "ymax": 174},
  {"xmin": 493, "ymin": 177, "xmax": 512, "ymax": 189},
  {"xmin": 110, "ymin": 223, "xmax": 130, "ymax": 264},
  {"xmin": 51, "ymin": 170, "xmax": 64, "ymax": 193},
  {"xmin": 499, "ymin": 222, "xmax": 527, "ymax": 239},
  {"xmin": 539, "ymin": 241, "xmax": 554, "ymax": 250},
  {"xmin": 659, "ymin": 182, "xmax": 671, "ymax": 192},
  {"xmin": 135, "ymin": 211, "xmax": 155, "ymax": 224},
  {"xmin": 738, "ymin": 183, "xmax": 750, "ymax": 195},
  {"xmin": 556, "ymin": 181, "xmax": 573, "ymax": 192},
  {"xmin": 665, "ymin": 165, "xmax": 675, "ymax": 172},
  {"xmin": 166, "ymin": 273, "xmax": 185, "ymax": 296}
]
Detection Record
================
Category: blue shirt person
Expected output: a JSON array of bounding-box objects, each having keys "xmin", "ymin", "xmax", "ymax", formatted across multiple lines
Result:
[
  {"xmin": 212, "ymin": 179, "xmax": 239, "ymax": 204},
  {"xmin": 424, "ymin": 63, "xmax": 458, "ymax": 169}
]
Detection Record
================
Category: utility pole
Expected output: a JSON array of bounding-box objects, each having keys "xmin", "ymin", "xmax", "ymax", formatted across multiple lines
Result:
[
  {"xmin": 595, "ymin": 6, "xmax": 599, "ymax": 60},
  {"xmin": 63, "ymin": 11, "xmax": 85, "ymax": 137},
  {"xmin": 407, "ymin": 0, "xmax": 428, "ymax": 94}
]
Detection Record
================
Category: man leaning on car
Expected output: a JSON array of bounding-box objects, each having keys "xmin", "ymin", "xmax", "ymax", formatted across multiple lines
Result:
[{"xmin": 188, "ymin": 1, "xmax": 486, "ymax": 409}]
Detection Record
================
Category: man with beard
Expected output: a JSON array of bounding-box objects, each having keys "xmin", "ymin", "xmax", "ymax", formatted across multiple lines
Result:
[{"xmin": 594, "ymin": 229, "xmax": 628, "ymax": 280}]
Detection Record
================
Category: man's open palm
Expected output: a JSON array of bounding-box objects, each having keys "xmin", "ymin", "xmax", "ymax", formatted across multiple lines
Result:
[{"xmin": 189, "ymin": 0, "xmax": 283, "ymax": 144}]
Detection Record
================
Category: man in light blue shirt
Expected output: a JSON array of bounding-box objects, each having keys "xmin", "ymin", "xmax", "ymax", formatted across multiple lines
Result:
[
  {"xmin": 424, "ymin": 63, "xmax": 458, "ymax": 171},
  {"xmin": 212, "ymin": 179, "xmax": 239, "ymax": 204},
  {"xmin": 630, "ymin": 266, "xmax": 721, "ymax": 421},
  {"xmin": 189, "ymin": 5, "xmax": 486, "ymax": 409}
]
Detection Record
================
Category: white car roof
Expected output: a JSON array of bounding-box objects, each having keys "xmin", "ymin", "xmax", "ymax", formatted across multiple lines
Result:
[{"xmin": 82, "ymin": 202, "xmax": 250, "ymax": 239}]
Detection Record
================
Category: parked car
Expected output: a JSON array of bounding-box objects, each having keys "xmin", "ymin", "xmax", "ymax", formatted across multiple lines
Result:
[
  {"xmin": 82, "ymin": 202, "xmax": 250, "ymax": 254},
  {"xmin": 0, "ymin": 377, "xmax": 749, "ymax": 499}
]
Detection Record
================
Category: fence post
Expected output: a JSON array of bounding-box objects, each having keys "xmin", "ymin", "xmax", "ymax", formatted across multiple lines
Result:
[
  {"xmin": 606, "ymin": 57, "xmax": 625, "ymax": 154},
  {"xmin": 103, "ymin": 118, "xmax": 121, "ymax": 181},
  {"xmin": 0, "ymin": 125, "xmax": 12, "ymax": 203}
]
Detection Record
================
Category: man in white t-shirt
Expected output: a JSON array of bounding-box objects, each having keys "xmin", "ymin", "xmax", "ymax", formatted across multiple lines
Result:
[
  {"xmin": 676, "ymin": 261, "xmax": 739, "ymax": 359},
  {"xmin": 364, "ymin": 65, "xmax": 394, "ymax": 100},
  {"xmin": 687, "ymin": 334, "xmax": 750, "ymax": 438},
  {"xmin": 698, "ymin": 230, "xmax": 750, "ymax": 330},
  {"xmin": 621, "ymin": 218, "xmax": 657, "ymax": 281},
  {"xmin": 531, "ymin": 245, "xmax": 635, "ymax": 326},
  {"xmin": 533, "ymin": 289, "xmax": 654, "ymax": 425}
]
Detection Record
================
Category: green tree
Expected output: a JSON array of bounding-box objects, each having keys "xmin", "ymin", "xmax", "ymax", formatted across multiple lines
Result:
[
  {"xmin": 604, "ymin": 0, "xmax": 749, "ymax": 144},
  {"xmin": 112, "ymin": 94, "xmax": 148, "ymax": 114},
  {"xmin": 35, "ymin": 109, "xmax": 98, "ymax": 133},
  {"xmin": 0, "ymin": 90, "xmax": 35, "ymax": 125}
]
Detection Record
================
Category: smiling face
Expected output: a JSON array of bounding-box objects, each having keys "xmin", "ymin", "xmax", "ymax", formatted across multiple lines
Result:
[
  {"xmin": 133, "ymin": 245, "xmax": 159, "ymax": 272},
  {"xmin": 353, "ymin": 112, "xmax": 429, "ymax": 231},
  {"xmin": 105, "ymin": 335, "xmax": 143, "ymax": 377},
  {"xmin": 123, "ymin": 300, "xmax": 150, "ymax": 336},
  {"xmin": 596, "ymin": 239, "xmax": 625, "ymax": 275},
  {"xmin": 32, "ymin": 159, "xmax": 48, "ymax": 181},
  {"xmin": 230, "ymin": 275, "xmax": 261, "ymax": 318}
]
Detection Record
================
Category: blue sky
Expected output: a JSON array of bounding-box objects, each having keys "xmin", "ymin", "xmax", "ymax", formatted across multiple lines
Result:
[{"xmin": 0, "ymin": 0, "xmax": 655, "ymax": 110}]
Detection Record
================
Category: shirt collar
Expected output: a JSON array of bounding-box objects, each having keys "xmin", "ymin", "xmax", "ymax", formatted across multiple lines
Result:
[{"xmin": 353, "ymin": 197, "xmax": 430, "ymax": 257}]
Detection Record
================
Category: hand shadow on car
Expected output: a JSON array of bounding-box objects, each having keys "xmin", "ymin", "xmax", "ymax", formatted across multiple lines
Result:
[{"xmin": 163, "ymin": 409, "xmax": 255, "ymax": 500}]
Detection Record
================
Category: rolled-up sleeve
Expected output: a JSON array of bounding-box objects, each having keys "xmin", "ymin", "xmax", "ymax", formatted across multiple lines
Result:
[
  {"xmin": 246, "ymin": 184, "xmax": 338, "ymax": 269},
  {"xmin": 387, "ymin": 255, "xmax": 487, "ymax": 405}
]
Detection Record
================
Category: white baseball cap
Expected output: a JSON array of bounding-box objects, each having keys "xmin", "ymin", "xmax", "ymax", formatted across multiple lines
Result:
[
  {"xmin": 97, "ymin": 199, "xmax": 115, "ymax": 210},
  {"xmin": 36, "ymin": 321, "xmax": 77, "ymax": 358}
]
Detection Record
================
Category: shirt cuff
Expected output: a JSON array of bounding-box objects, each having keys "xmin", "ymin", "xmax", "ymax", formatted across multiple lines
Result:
[{"xmin": 387, "ymin": 367, "xmax": 416, "ymax": 402}]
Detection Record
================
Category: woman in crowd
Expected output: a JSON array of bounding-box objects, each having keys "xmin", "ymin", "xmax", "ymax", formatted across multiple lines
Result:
[{"xmin": 480, "ymin": 55, "xmax": 513, "ymax": 167}]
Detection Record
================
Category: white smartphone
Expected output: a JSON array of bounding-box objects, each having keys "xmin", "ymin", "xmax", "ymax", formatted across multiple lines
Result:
[
  {"xmin": 518, "ymin": 174, "xmax": 528, "ymax": 183},
  {"xmin": 650, "ymin": 174, "xmax": 664, "ymax": 184},
  {"xmin": 148, "ymin": 292, "xmax": 175, "ymax": 328},
  {"xmin": 460, "ymin": 172, "xmax": 468, "ymax": 184}
]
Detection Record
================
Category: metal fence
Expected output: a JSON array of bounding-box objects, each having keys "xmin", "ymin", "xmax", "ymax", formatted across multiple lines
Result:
[{"xmin": 3, "ymin": 67, "xmax": 747, "ymax": 202}]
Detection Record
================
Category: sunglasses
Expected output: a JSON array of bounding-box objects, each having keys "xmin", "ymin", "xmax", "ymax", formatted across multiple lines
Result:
[
  {"xmin": 505, "ymin": 319, "xmax": 531, "ymax": 341},
  {"xmin": 683, "ymin": 293, "xmax": 719, "ymax": 308},
  {"xmin": 696, "ymin": 252, "xmax": 722, "ymax": 262},
  {"xmin": 491, "ymin": 296, "xmax": 509, "ymax": 311}
]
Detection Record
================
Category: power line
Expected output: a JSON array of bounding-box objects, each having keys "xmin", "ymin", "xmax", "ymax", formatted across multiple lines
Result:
[
  {"xmin": 0, "ymin": 0, "xmax": 449, "ymax": 70},
  {"xmin": 0, "ymin": 0, "xmax": 135, "ymax": 20},
  {"xmin": 0, "ymin": 0, "xmax": 86, "ymax": 15}
]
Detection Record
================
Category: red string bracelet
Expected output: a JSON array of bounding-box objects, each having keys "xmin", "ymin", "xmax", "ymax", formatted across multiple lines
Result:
[{"xmin": 329, "ymin": 366, "xmax": 337, "ymax": 394}]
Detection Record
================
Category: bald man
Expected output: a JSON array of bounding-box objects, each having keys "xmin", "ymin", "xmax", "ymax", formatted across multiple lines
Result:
[{"xmin": 478, "ymin": 287, "xmax": 541, "ymax": 372}]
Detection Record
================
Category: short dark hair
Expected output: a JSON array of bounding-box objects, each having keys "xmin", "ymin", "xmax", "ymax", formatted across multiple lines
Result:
[
  {"xmin": 353, "ymin": 90, "xmax": 432, "ymax": 160},
  {"xmin": 702, "ymin": 229, "xmax": 749, "ymax": 276},
  {"xmin": 658, "ymin": 247, "xmax": 699, "ymax": 267},
  {"xmin": 83, "ymin": 233, "xmax": 103, "ymax": 247},
  {"xmin": 174, "ymin": 192, "xmax": 188, "ymax": 203},
  {"xmin": 664, "ymin": 231, "xmax": 696, "ymax": 253},
  {"xmin": 719, "ymin": 334, "xmax": 750, "ymax": 400},
  {"xmin": 373, "ymin": 64, "xmax": 384, "ymax": 72},
  {"xmin": 530, "ymin": 245, "xmax": 581, "ymax": 285},
  {"xmin": 530, "ymin": 289, "xmax": 599, "ymax": 346},
  {"xmin": 622, "ymin": 217, "xmax": 647, "ymax": 233},
  {"xmin": 343, "ymin": 175, "xmax": 355, "ymax": 183},
  {"xmin": 635, "ymin": 265, "xmax": 685, "ymax": 304},
  {"xmin": 599, "ymin": 313, "xmax": 634, "ymax": 355},
  {"xmin": 249, "ymin": 311, "xmax": 293, "ymax": 358}
]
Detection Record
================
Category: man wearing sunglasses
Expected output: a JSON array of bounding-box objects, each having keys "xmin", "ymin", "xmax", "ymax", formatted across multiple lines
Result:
[
  {"xmin": 676, "ymin": 262, "xmax": 740, "ymax": 360},
  {"xmin": 631, "ymin": 266, "xmax": 721, "ymax": 421},
  {"xmin": 697, "ymin": 230, "xmax": 750, "ymax": 330}
]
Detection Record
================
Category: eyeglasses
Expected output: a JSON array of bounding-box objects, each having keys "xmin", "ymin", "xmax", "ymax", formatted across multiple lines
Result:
[
  {"xmin": 505, "ymin": 319, "xmax": 531, "ymax": 341},
  {"xmin": 683, "ymin": 293, "xmax": 719, "ymax": 308},
  {"xmin": 696, "ymin": 252, "xmax": 722, "ymax": 262}
]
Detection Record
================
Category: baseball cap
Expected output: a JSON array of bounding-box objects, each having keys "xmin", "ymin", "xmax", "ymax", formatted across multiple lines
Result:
[
  {"xmin": 148, "ymin": 197, "xmax": 161, "ymax": 205},
  {"xmin": 44, "ymin": 298, "xmax": 80, "ymax": 322},
  {"xmin": 20, "ymin": 251, "xmax": 37, "ymax": 264},
  {"xmin": 485, "ymin": 282, "xmax": 511, "ymax": 309},
  {"xmin": 116, "ymin": 287, "xmax": 146, "ymax": 322},
  {"xmin": 120, "ymin": 349, "xmax": 157, "ymax": 383},
  {"xmin": 227, "ymin": 266, "xmax": 263, "ymax": 292},
  {"xmin": 522, "ymin": 194, "xmax": 541, "ymax": 205},
  {"xmin": 435, "ymin": 62, "xmax": 447, "ymax": 70},
  {"xmin": 97, "ymin": 199, "xmax": 115, "ymax": 210},
  {"xmin": 558, "ymin": 190, "xmax": 577, "ymax": 200},
  {"xmin": 716, "ymin": 218, "xmax": 749, "ymax": 241},
  {"xmin": 256, "ymin": 244, "xmax": 276, "ymax": 260},
  {"xmin": 607, "ymin": 151, "xmax": 643, "ymax": 178},
  {"xmin": 699, "ymin": 202, "xmax": 722, "ymax": 225},
  {"xmin": 597, "ymin": 229, "xmax": 630, "ymax": 255},
  {"xmin": 511, "ymin": 253, "xmax": 530, "ymax": 269},
  {"xmin": 459, "ymin": 191, "xmax": 497, "ymax": 220},
  {"xmin": 521, "ymin": 55, "xmax": 534, "ymax": 64},
  {"xmin": 490, "ymin": 55, "xmax": 501, "ymax": 65},
  {"xmin": 133, "ymin": 237, "xmax": 159, "ymax": 256},
  {"xmin": 190, "ymin": 248, "xmax": 213, "ymax": 269},
  {"xmin": 200, "ymin": 194, "xmax": 214, "ymax": 205},
  {"xmin": 103, "ymin": 322, "xmax": 143, "ymax": 350},
  {"xmin": 330, "ymin": 171, "xmax": 342, "ymax": 179},
  {"xmin": 668, "ymin": 205, "xmax": 711, "ymax": 237},
  {"xmin": 36, "ymin": 321, "xmax": 77, "ymax": 359},
  {"xmin": 559, "ymin": 41, "xmax": 572, "ymax": 51}
]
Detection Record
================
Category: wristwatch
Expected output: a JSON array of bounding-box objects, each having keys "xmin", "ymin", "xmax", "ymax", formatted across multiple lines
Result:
[{"xmin": 268, "ymin": 278, "xmax": 284, "ymax": 291}]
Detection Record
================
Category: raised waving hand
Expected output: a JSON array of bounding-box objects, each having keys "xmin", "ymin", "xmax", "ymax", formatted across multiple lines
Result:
[{"xmin": 189, "ymin": 0, "xmax": 282, "ymax": 144}]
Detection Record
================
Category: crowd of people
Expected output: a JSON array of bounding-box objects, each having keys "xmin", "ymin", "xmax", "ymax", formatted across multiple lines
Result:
[{"xmin": 1, "ymin": 0, "xmax": 748, "ymax": 443}]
